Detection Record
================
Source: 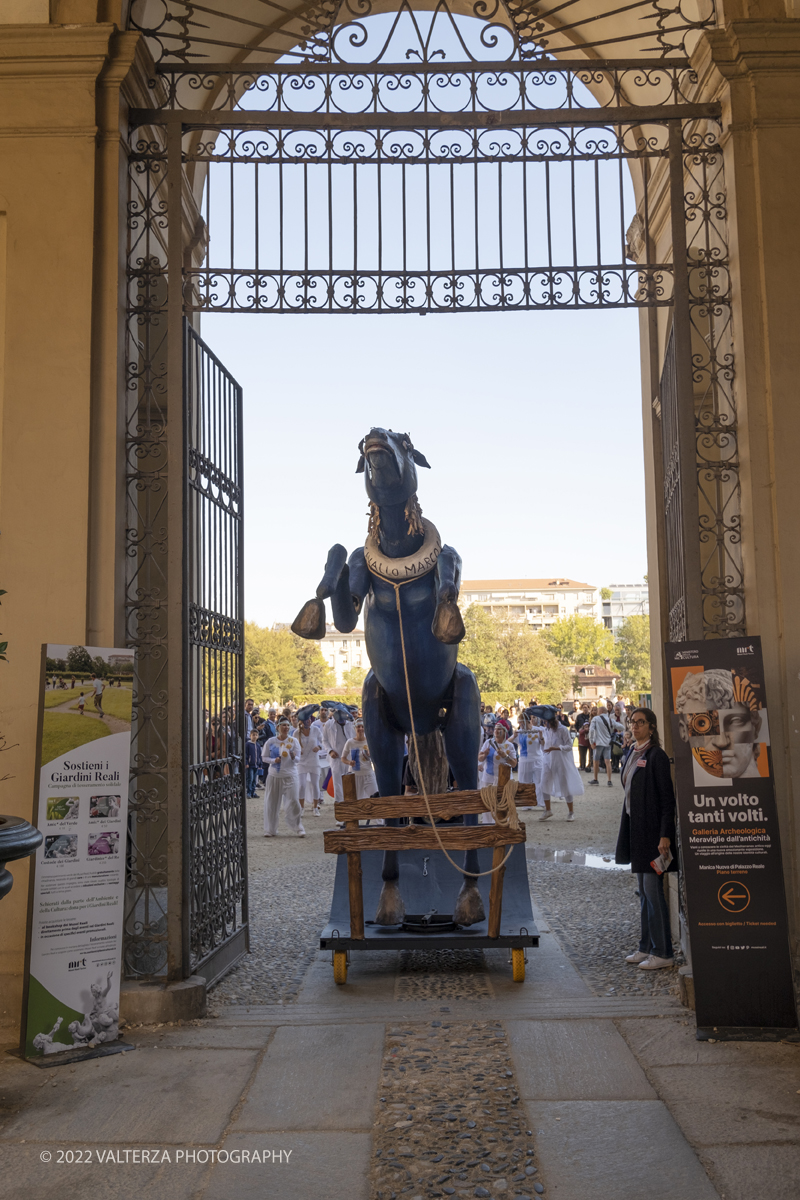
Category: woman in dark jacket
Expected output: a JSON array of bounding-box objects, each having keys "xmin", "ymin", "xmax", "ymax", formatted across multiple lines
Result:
[{"xmin": 615, "ymin": 707, "xmax": 677, "ymax": 970}]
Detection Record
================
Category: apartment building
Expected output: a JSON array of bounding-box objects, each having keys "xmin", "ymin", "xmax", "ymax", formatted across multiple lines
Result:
[
  {"xmin": 318, "ymin": 625, "xmax": 370, "ymax": 686},
  {"xmin": 459, "ymin": 579, "xmax": 600, "ymax": 630},
  {"xmin": 601, "ymin": 583, "xmax": 650, "ymax": 633}
]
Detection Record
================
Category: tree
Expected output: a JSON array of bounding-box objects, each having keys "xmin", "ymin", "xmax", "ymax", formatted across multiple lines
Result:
[
  {"xmin": 541, "ymin": 615, "xmax": 615, "ymax": 666},
  {"xmin": 614, "ymin": 614, "xmax": 652, "ymax": 697},
  {"xmin": 66, "ymin": 645, "xmax": 93, "ymax": 675},
  {"xmin": 600, "ymin": 586, "xmax": 612, "ymax": 600},
  {"xmin": 457, "ymin": 605, "xmax": 512, "ymax": 691},
  {"xmin": 498, "ymin": 621, "xmax": 570, "ymax": 703},
  {"xmin": 342, "ymin": 665, "xmax": 368, "ymax": 690},
  {"xmin": 293, "ymin": 635, "xmax": 336, "ymax": 694},
  {"xmin": 244, "ymin": 623, "xmax": 303, "ymax": 702}
]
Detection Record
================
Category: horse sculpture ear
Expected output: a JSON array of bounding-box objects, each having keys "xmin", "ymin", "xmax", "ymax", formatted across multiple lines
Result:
[{"xmin": 411, "ymin": 448, "xmax": 431, "ymax": 468}]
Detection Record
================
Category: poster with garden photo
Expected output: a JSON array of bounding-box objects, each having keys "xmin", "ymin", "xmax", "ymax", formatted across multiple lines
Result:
[{"xmin": 22, "ymin": 644, "xmax": 133, "ymax": 1060}]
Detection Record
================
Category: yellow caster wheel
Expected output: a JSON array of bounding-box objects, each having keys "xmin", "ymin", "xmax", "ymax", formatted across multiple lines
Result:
[
  {"xmin": 511, "ymin": 948, "xmax": 526, "ymax": 983},
  {"xmin": 333, "ymin": 950, "xmax": 348, "ymax": 985}
]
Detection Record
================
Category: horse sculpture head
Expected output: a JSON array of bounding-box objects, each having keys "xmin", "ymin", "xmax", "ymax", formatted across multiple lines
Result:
[{"xmin": 356, "ymin": 428, "xmax": 430, "ymax": 509}]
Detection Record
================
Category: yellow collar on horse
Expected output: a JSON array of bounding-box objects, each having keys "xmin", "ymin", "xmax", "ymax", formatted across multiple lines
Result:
[{"xmin": 364, "ymin": 518, "xmax": 442, "ymax": 583}]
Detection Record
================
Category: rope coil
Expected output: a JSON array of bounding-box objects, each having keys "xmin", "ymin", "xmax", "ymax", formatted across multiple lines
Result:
[{"xmin": 392, "ymin": 579, "xmax": 516, "ymax": 879}]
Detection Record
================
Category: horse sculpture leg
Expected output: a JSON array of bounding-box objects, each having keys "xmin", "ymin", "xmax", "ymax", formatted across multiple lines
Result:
[
  {"xmin": 442, "ymin": 663, "xmax": 485, "ymax": 926},
  {"xmin": 362, "ymin": 670, "xmax": 407, "ymax": 925}
]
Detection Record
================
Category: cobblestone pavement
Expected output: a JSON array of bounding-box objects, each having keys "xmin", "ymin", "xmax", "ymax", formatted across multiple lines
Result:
[
  {"xmin": 372, "ymin": 1021, "xmax": 544, "ymax": 1200},
  {"xmin": 209, "ymin": 776, "xmax": 682, "ymax": 1008},
  {"xmin": 207, "ymin": 792, "xmax": 336, "ymax": 1010},
  {"xmin": 527, "ymin": 860, "xmax": 682, "ymax": 999}
]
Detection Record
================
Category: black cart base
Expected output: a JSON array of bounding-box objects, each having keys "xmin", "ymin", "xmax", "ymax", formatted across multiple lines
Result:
[{"xmin": 321, "ymin": 844, "xmax": 538, "ymax": 981}]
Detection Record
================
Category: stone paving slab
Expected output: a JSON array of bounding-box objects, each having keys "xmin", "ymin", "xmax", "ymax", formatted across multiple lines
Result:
[
  {"xmin": 0, "ymin": 1047, "xmax": 259, "ymax": 1145},
  {"xmin": 233, "ymin": 1024, "xmax": 383, "ymax": 1131},
  {"xmin": 506, "ymin": 1019, "xmax": 657, "ymax": 1100},
  {"xmin": 525, "ymin": 1099, "xmax": 720, "ymax": 1200},
  {"xmin": 698, "ymin": 1143, "xmax": 800, "ymax": 1200},
  {"xmin": 617, "ymin": 1014, "xmax": 800, "ymax": 1066},
  {"xmin": 128, "ymin": 1025, "xmax": 275, "ymax": 1050},
  {"xmin": 204, "ymin": 1131, "xmax": 372, "ymax": 1200},
  {"xmin": 212, "ymin": 998, "xmax": 683, "ymax": 1025},
  {"xmin": 0, "ymin": 1146, "xmax": 212, "ymax": 1200}
]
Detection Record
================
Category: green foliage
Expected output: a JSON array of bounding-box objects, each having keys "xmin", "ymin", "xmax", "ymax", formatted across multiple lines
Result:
[
  {"xmin": 288, "ymin": 692, "xmax": 364, "ymax": 708},
  {"xmin": 66, "ymin": 645, "xmax": 94, "ymax": 674},
  {"xmin": 541, "ymin": 614, "xmax": 615, "ymax": 666},
  {"xmin": 294, "ymin": 635, "xmax": 336, "ymax": 695},
  {"xmin": 342, "ymin": 665, "xmax": 368, "ymax": 689},
  {"xmin": 457, "ymin": 606, "xmax": 569, "ymax": 702},
  {"xmin": 498, "ymin": 620, "xmax": 570, "ymax": 704},
  {"xmin": 458, "ymin": 605, "xmax": 512, "ymax": 691},
  {"xmin": 244, "ymin": 621, "xmax": 335, "ymax": 703},
  {"xmin": 613, "ymin": 614, "xmax": 652, "ymax": 695},
  {"xmin": 600, "ymin": 587, "xmax": 612, "ymax": 600}
]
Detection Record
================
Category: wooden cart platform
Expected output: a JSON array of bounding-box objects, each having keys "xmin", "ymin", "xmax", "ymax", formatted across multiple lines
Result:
[{"xmin": 320, "ymin": 767, "xmax": 539, "ymax": 982}]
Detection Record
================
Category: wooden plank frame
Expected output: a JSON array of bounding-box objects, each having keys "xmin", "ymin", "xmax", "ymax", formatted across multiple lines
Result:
[{"xmin": 332, "ymin": 765, "xmax": 524, "ymax": 941}]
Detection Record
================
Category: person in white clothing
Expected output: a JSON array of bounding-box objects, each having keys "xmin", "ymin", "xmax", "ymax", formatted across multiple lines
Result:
[
  {"xmin": 312, "ymin": 706, "xmax": 332, "ymax": 804},
  {"xmin": 536, "ymin": 706, "xmax": 585, "ymax": 822},
  {"xmin": 296, "ymin": 706, "xmax": 324, "ymax": 814},
  {"xmin": 342, "ymin": 719, "xmax": 379, "ymax": 802},
  {"xmin": 515, "ymin": 710, "xmax": 545, "ymax": 806},
  {"xmin": 477, "ymin": 723, "xmax": 517, "ymax": 823},
  {"xmin": 262, "ymin": 716, "xmax": 305, "ymax": 837},
  {"xmin": 323, "ymin": 704, "xmax": 355, "ymax": 802}
]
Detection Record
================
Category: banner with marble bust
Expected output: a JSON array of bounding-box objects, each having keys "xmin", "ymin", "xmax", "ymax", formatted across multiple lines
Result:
[
  {"xmin": 666, "ymin": 635, "xmax": 796, "ymax": 1039},
  {"xmin": 21, "ymin": 644, "xmax": 135, "ymax": 1064}
]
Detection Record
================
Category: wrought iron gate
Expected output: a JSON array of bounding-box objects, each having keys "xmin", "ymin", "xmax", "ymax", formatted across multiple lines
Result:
[
  {"xmin": 184, "ymin": 323, "xmax": 248, "ymax": 982},
  {"xmin": 124, "ymin": 0, "xmax": 744, "ymax": 982}
]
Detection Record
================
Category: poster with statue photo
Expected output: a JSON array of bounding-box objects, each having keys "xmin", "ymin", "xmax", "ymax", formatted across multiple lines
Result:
[
  {"xmin": 666, "ymin": 635, "xmax": 796, "ymax": 1035},
  {"xmin": 22, "ymin": 644, "xmax": 134, "ymax": 1062}
]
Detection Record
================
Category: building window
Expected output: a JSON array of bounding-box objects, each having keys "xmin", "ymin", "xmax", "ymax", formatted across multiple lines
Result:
[{"xmin": 544, "ymin": 605, "xmax": 558, "ymax": 614}]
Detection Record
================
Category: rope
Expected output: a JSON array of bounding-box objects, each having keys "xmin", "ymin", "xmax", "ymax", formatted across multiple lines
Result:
[
  {"xmin": 392, "ymin": 580, "xmax": 515, "ymax": 879},
  {"xmin": 480, "ymin": 780, "xmax": 520, "ymax": 830}
]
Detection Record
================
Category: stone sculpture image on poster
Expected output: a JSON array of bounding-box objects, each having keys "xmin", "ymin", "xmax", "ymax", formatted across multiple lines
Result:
[
  {"xmin": 20, "ymin": 645, "xmax": 135, "ymax": 1065},
  {"xmin": 666, "ymin": 636, "xmax": 797, "ymax": 1038}
]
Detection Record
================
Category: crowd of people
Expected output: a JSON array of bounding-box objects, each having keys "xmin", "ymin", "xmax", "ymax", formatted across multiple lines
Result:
[{"xmin": 231, "ymin": 691, "xmax": 678, "ymax": 972}]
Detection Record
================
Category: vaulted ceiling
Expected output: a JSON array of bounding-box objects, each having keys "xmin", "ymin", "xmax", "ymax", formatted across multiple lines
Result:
[{"xmin": 126, "ymin": 0, "xmax": 719, "ymax": 67}]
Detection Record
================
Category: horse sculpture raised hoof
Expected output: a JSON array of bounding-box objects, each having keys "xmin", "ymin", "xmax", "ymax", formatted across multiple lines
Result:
[
  {"xmin": 291, "ymin": 427, "xmax": 483, "ymax": 925},
  {"xmin": 432, "ymin": 597, "xmax": 466, "ymax": 644}
]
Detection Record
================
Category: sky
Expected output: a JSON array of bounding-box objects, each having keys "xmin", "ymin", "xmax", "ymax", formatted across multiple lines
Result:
[{"xmin": 201, "ymin": 305, "xmax": 648, "ymax": 628}]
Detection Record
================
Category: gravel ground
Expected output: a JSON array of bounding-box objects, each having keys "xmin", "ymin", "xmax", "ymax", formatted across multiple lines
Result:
[
  {"xmin": 209, "ymin": 770, "xmax": 682, "ymax": 1007},
  {"xmin": 527, "ymin": 860, "xmax": 683, "ymax": 999},
  {"xmin": 371, "ymin": 1021, "xmax": 544, "ymax": 1200},
  {"xmin": 207, "ymin": 792, "xmax": 337, "ymax": 1009}
]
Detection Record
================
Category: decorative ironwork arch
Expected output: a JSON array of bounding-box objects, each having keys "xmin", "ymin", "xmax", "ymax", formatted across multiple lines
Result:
[
  {"xmin": 128, "ymin": 0, "xmax": 718, "ymax": 66},
  {"xmin": 122, "ymin": 0, "xmax": 742, "ymax": 987}
]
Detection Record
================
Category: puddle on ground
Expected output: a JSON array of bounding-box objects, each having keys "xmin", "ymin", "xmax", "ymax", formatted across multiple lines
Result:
[{"xmin": 526, "ymin": 847, "xmax": 627, "ymax": 870}]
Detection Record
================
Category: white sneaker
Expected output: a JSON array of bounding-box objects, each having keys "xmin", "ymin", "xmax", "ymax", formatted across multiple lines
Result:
[
  {"xmin": 566, "ymin": 812, "xmax": 575, "ymax": 821},
  {"xmin": 297, "ymin": 827, "xmax": 306, "ymax": 838},
  {"xmin": 625, "ymin": 951, "xmax": 649, "ymax": 964},
  {"xmin": 639, "ymin": 955, "xmax": 674, "ymax": 970},
  {"xmin": 539, "ymin": 810, "xmax": 554, "ymax": 821}
]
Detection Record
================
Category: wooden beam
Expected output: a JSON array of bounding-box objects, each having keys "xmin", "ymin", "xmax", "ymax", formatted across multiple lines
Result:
[
  {"xmin": 333, "ymin": 782, "xmax": 537, "ymax": 822},
  {"xmin": 323, "ymin": 823, "xmax": 526, "ymax": 853},
  {"xmin": 341, "ymin": 774, "xmax": 364, "ymax": 939}
]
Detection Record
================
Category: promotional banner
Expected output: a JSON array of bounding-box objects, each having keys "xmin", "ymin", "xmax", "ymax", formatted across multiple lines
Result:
[
  {"xmin": 666, "ymin": 636, "xmax": 797, "ymax": 1035},
  {"xmin": 22, "ymin": 644, "xmax": 134, "ymax": 1062}
]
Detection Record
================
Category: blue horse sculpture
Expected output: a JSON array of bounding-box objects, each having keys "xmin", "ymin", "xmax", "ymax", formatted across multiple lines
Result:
[{"xmin": 292, "ymin": 428, "xmax": 484, "ymax": 926}]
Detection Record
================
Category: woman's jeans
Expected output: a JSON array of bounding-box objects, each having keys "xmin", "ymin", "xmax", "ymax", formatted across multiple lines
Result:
[{"xmin": 637, "ymin": 872, "xmax": 673, "ymax": 959}]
